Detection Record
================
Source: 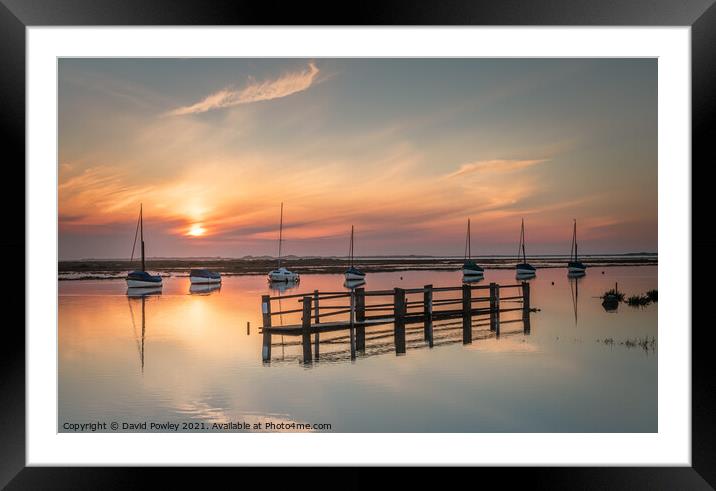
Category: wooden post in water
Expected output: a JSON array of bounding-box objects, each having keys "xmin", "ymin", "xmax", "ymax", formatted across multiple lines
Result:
[
  {"xmin": 423, "ymin": 284, "xmax": 433, "ymax": 347},
  {"xmin": 355, "ymin": 287, "xmax": 366, "ymax": 353},
  {"xmin": 522, "ymin": 281, "xmax": 531, "ymax": 335},
  {"xmin": 462, "ymin": 283, "xmax": 472, "ymax": 344},
  {"xmin": 313, "ymin": 290, "xmax": 320, "ymax": 359},
  {"xmin": 489, "ymin": 283, "xmax": 497, "ymax": 332},
  {"xmin": 261, "ymin": 295, "xmax": 272, "ymax": 363},
  {"xmin": 247, "ymin": 321, "xmax": 250, "ymax": 335},
  {"xmin": 394, "ymin": 288, "xmax": 406, "ymax": 355},
  {"xmin": 349, "ymin": 290, "xmax": 356, "ymax": 360},
  {"xmin": 301, "ymin": 296, "xmax": 313, "ymax": 364},
  {"xmin": 494, "ymin": 284, "xmax": 501, "ymax": 336}
]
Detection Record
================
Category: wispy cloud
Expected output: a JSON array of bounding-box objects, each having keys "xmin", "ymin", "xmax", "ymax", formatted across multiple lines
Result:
[
  {"xmin": 166, "ymin": 63, "xmax": 320, "ymax": 116},
  {"xmin": 446, "ymin": 159, "xmax": 548, "ymax": 178}
]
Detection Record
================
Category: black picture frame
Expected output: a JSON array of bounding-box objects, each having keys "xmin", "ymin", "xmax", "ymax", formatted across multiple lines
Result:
[{"xmin": 2, "ymin": 0, "xmax": 712, "ymax": 488}]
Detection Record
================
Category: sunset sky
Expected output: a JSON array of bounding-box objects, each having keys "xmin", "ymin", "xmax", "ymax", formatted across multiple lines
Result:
[{"xmin": 58, "ymin": 58, "xmax": 656, "ymax": 260}]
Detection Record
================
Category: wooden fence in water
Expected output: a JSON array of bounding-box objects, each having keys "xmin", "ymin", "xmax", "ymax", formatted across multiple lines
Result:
[{"xmin": 260, "ymin": 282, "xmax": 532, "ymax": 364}]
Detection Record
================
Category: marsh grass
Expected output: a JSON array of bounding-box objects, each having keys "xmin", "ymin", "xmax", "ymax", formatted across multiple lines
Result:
[
  {"xmin": 601, "ymin": 288, "xmax": 625, "ymax": 302},
  {"xmin": 598, "ymin": 336, "xmax": 656, "ymax": 352},
  {"xmin": 627, "ymin": 294, "xmax": 652, "ymax": 307}
]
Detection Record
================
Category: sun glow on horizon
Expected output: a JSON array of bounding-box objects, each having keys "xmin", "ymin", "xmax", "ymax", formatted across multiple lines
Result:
[{"xmin": 187, "ymin": 224, "xmax": 207, "ymax": 237}]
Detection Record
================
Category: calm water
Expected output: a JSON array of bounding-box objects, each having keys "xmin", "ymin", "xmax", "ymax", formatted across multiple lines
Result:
[{"xmin": 59, "ymin": 266, "xmax": 657, "ymax": 432}]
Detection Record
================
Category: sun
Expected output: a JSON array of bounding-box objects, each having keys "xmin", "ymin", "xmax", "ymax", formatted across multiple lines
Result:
[{"xmin": 187, "ymin": 223, "xmax": 206, "ymax": 237}]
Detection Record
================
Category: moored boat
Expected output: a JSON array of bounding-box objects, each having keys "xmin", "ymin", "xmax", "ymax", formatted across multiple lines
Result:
[
  {"xmin": 126, "ymin": 204, "xmax": 163, "ymax": 289},
  {"xmin": 515, "ymin": 218, "xmax": 536, "ymax": 277},
  {"xmin": 567, "ymin": 219, "xmax": 587, "ymax": 274},
  {"xmin": 462, "ymin": 218, "xmax": 484, "ymax": 278},
  {"xmin": 189, "ymin": 268, "xmax": 222, "ymax": 284},
  {"xmin": 268, "ymin": 266, "xmax": 300, "ymax": 282},
  {"xmin": 267, "ymin": 203, "xmax": 299, "ymax": 283},
  {"xmin": 344, "ymin": 226, "xmax": 366, "ymax": 281}
]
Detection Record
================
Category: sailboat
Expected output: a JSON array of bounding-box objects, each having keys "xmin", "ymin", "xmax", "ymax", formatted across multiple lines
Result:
[
  {"xmin": 126, "ymin": 204, "xmax": 163, "ymax": 288},
  {"xmin": 268, "ymin": 202, "xmax": 299, "ymax": 282},
  {"xmin": 567, "ymin": 219, "xmax": 587, "ymax": 274},
  {"xmin": 189, "ymin": 268, "xmax": 221, "ymax": 284},
  {"xmin": 515, "ymin": 218, "xmax": 536, "ymax": 276},
  {"xmin": 462, "ymin": 218, "xmax": 484, "ymax": 277},
  {"xmin": 344, "ymin": 225, "xmax": 366, "ymax": 281}
]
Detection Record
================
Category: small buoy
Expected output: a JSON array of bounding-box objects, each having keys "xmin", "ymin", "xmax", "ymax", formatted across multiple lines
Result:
[
  {"xmin": 602, "ymin": 271, "xmax": 605, "ymax": 274},
  {"xmin": 551, "ymin": 281, "xmax": 554, "ymax": 285},
  {"xmin": 400, "ymin": 276, "xmax": 403, "ymax": 280}
]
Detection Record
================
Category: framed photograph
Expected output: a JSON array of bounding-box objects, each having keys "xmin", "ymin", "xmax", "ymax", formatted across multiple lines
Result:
[{"xmin": 5, "ymin": 0, "xmax": 713, "ymax": 487}]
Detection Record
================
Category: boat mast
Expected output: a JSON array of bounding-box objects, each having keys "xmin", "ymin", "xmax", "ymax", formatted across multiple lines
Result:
[
  {"xmin": 570, "ymin": 219, "xmax": 578, "ymax": 262},
  {"xmin": 350, "ymin": 225, "xmax": 354, "ymax": 268},
  {"xmin": 574, "ymin": 220, "xmax": 578, "ymax": 261},
  {"xmin": 468, "ymin": 218, "xmax": 471, "ymax": 260},
  {"xmin": 464, "ymin": 219, "xmax": 469, "ymax": 261},
  {"xmin": 140, "ymin": 203, "xmax": 145, "ymax": 272},
  {"xmin": 520, "ymin": 219, "xmax": 526, "ymax": 263},
  {"xmin": 277, "ymin": 202, "xmax": 283, "ymax": 268}
]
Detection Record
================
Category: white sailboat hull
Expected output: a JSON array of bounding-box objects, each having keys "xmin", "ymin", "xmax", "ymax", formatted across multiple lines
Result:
[
  {"xmin": 268, "ymin": 272, "xmax": 299, "ymax": 282},
  {"xmin": 127, "ymin": 278, "xmax": 163, "ymax": 288},
  {"xmin": 462, "ymin": 268, "xmax": 484, "ymax": 276},
  {"xmin": 189, "ymin": 276, "xmax": 222, "ymax": 284},
  {"xmin": 344, "ymin": 271, "xmax": 366, "ymax": 281},
  {"xmin": 568, "ymin": 266, "xmax": 587, "ymax": 273}
]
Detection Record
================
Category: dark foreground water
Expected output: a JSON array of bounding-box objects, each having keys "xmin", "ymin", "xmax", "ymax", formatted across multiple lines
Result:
[{"xmin": 59, "ymin": 266, "xmax": 657, "ymax": 432}]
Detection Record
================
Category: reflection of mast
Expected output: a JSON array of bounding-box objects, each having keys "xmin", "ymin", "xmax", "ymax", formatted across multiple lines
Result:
[
  {"xmin": 277, "ymin": 202, "xmax": 284, "ymax": 269},
  {"xmin": 278, "ymin": 292, "xmax": 285, "ymax": 359},
  {"xmin": 127, "ymin": 296, "xmax": 147, "ymax": 373},
  {"xmin": 569, "ymin": 276, "xmax": 579, "ymax": 325}
]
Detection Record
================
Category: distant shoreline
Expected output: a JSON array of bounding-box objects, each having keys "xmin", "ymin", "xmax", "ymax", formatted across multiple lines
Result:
[{"xmin": 58, "ymin": 255, "xmax": 657, "ymax": 280}]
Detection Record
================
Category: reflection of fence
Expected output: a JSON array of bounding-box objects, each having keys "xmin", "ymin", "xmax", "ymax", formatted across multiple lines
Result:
[{"xmin": 260, "ymin": 282, "xmax": 533, "ymax": 364}]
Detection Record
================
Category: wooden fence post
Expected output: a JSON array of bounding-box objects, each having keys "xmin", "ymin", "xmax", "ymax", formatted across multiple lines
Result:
[
  {"xmin": 356, "ymin": 288, "xmax": 366, "ymax": 322},
  {"xmin": 462, "ymin": 283, "xmax": 472, "ymax": 344},
  {"xmin": 423, "ymin": 284, "xmax": 433, "ymax": 347},
  {"xmin": 302, "ymin": 296, "xmax": 313, "ymax": 364},
  {"xmin": 313, "ymin": 290, "xmax": 320, "ymax": 358},
  {"xmin": 494, "ymin": 284, "xmax": 501, "ymax": 336},
  {"xmin": 356, "ymin": 288, "xmax": 366, "ymax": 352},
  {"xmin": 489, "ymin": 283, "xmax": 497, "ymax": 332},
  {"xmin": 394, "ymin": 288, "xmax": 406, "ymax": 355},
  {"xmin": 261, "ymin": 295, "xmax": 272, "ymax": 363},
  {"xmin": 522, "ymin": 281, "xmax": 531, "ymax": 335}
]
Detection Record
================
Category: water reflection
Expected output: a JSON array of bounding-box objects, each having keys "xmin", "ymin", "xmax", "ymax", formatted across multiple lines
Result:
[
  {"xmin": 462, "ymin": 274, "xmax": 484, "ymax": 284},
  {"xmin": 126, "ymin": 295, "xmax": 150, "ymax": 373},
  {"xmin": 344, "ymin": 278, "xmax": 366, "ymax": 290},
  {"xmin": 126, "ymin": 286, "xmax": 162, "ymax": 298},
  {"xmin": 59, "ymin": 267, "xmax": 658, "ymax": 432},
  {"xmin": 268, "ymin": 280, "xmax": 300, "ymax": 293},
  {"xmin": 569, "ymin": 273, "xmax": 582, "ymax": 325},
  {"xmin": 189, "ymin": 283, "xmax": 221, "ymax": 295}
]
